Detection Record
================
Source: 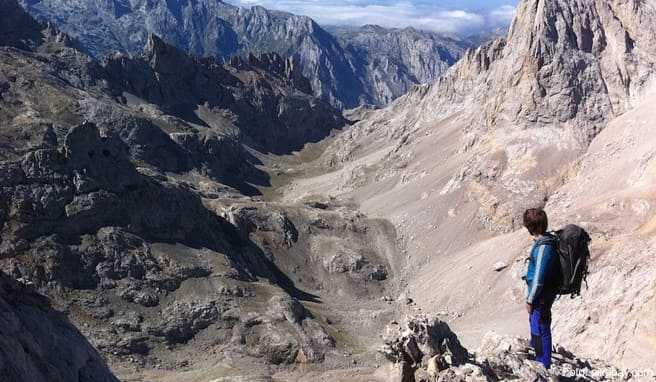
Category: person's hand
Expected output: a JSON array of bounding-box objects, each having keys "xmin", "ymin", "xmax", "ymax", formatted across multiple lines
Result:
[{"xmin": 526, "ymin": 303, "xmax": 533, "ymax": 314}]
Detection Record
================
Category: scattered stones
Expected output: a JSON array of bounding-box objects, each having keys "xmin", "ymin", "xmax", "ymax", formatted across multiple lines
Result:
[{"xmin": 492, "ymin": 261, "xmax": 508, "ymax": 272}]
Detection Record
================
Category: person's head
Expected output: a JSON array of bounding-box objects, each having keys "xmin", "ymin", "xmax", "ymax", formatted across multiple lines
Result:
[{"xmin": 523, "ymin": 208, "xmax": 548, "ymax": 237}]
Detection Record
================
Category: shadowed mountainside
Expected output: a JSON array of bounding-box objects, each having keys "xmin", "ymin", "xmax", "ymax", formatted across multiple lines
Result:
[{"xmin": 0, "ymin": 1, "xmax": 399, "ymax": 379}]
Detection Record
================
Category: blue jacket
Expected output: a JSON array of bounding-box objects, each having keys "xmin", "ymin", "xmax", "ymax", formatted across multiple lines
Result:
[{"xmin": 525, "ymin": 233, "xmax": 559, "ymax": 304}]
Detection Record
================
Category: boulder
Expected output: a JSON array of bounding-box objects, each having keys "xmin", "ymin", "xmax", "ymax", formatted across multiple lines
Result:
[
  {"xmin": 147, "ymin": 301, "xmax": 221, "ymax": 344},
  {"xmin": 380, "ymin": 316, "xmax": 469, "ymax": 379}
]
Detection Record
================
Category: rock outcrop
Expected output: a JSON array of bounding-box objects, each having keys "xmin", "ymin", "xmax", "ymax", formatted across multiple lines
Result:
[
  {"xmin": 380, "ymin": 316, "xmax": 470, "ymax": 381},
  {"xmin": 20, "ymin": 0, "xmax": 473, "ymax": 108},
  {"xmin": 381, "ymin": 316, "xmax": 629, "ymax": 382},
  {"xmin": 105, "ymin": 33, "xmax": 345, "ymax": 155},
  {"xmin": 0, "ymin": 271, "xmax": 119, "ymax": 382}
]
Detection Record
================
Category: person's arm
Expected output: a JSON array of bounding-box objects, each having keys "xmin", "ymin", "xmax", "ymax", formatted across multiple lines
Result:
[{"xmin": 526, "ymin": 244, "xmax": 555, "ymax": 304}]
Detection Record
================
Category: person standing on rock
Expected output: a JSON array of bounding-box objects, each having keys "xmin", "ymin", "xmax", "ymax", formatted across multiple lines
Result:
[{"xmin": 523, "ymin": 208, "xmax": 560, "ymax": 370}]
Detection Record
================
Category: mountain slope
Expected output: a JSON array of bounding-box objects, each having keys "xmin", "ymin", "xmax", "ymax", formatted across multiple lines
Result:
[
  {"xmin": 327, "ymin": 25, "xmax": 469, "ymax": 106},
  {"xmin": 19, "ymin": 0, "xmax": 471, "ymax": 108},
  {"xmin": 0, "ymin": 272, "xmax": 119, "ymax": 382},
  {"xmin": 278, "ymin": 0, "xmax": 656, "ymax": 368}
]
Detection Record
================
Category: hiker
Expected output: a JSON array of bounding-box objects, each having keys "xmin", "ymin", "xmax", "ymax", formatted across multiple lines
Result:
[{"xmin": 523, "ymin": 208, "xmax": 559, "ymax": 370}]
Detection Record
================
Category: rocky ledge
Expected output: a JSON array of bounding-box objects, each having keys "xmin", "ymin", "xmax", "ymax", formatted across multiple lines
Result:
[{"xmin": 381, "ymin": 316, "xmax": 631, "ymax": 382}]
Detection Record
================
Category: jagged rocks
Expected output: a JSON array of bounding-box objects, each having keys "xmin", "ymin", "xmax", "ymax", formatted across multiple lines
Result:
[
  {"xmin": 147, "ymin": 301, "xmax": 221, "ymax": 344},
  {"xmin": 22, "ymin": 0, "xmax": 473, "ymax": 109},
  {"xmin": 380, "ymin": 316, "xmax": 469, "ymax": 380},
  {"xmin": 3, "ymin": 224, "xmax": 212, "ymax": 298},
  {"xmin": 104, "ymin": 34, "xmax": 345, "ymax": 155},
  {"xmin": 381, "ymin": 316, "xmax": 632, "ymax": 382}
]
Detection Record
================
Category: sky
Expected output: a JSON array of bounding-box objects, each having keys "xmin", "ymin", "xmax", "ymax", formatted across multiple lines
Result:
[{"xmin": 228, "ymin": 0, "xmax": 520, "ymax": 36}]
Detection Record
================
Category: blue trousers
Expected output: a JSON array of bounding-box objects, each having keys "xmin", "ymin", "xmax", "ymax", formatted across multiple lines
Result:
[{"xmin": 529, "ymin": 294, "xmax": 555, "ymax": 369}]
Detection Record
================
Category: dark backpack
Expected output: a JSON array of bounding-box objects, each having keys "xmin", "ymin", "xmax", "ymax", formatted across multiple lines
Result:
[{"xmin": 551, "ymin": 225, "xmax": 591, "ymax": 297}]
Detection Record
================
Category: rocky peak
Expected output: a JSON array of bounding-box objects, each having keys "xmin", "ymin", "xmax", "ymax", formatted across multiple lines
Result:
[
  {"xmin": 143, "ymin": 33, "xmax": 192, "ymax": 74},
  {"xmin": 228, "ymin": 52, "xmax": 312, "ymax": 94},
  {"xmin": 414, "ymin": 0, "xmax": 656, "ymax": 142},
  {"xmin": 502, "ymin": 0, "xmax": 654, "ymax": 130},
  {"xmin": 102, "ymin": 32, "xmax": 343, "ymax": 154}
]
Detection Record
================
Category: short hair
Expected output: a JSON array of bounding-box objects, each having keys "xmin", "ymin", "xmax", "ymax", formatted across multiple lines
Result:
[{"xmin": 523, "ymin": 208, "xmax": 548, "ymax": 235}]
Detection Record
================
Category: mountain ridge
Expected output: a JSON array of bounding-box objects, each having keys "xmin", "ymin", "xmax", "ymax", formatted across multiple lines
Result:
[{"xmin": 19, "ymin": 0, "xmax": 474, "ymax": 108}]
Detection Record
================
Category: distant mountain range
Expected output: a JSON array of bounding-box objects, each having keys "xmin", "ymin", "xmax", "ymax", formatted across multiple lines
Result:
[{"xmin": 19, "ymin": 0, "xmax": 477, "ymax": 108}]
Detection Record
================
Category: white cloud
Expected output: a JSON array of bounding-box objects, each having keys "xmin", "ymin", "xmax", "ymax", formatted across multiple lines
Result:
[
  {"xmin": 488, "ymin": 5, "xmax": 517, "ymax": 26},
  {"xmin": 227, "ymin": 1, "xmax": 517, "ymax": 36}
]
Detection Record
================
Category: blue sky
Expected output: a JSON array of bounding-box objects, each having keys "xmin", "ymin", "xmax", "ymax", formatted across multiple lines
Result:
[{"xmin": 229, "ymin": 0, "xmax": 519, "ymax": 35}]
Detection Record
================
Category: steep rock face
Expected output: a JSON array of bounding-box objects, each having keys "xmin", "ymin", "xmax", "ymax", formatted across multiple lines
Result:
[
  {"xmin": 278, "ymin": 0, "xmax": 656, "ymax": 368},
  {"xmin": 0, "ymin": 271, "xmax": 119, "ymax": 382},
  {"xmin": 105, "ymin": 34, "xmax": 345, "ymax": 155},
  {"xmin": 327, "ymin": 25, "xmax": 469, "ymax": 105},
  {"xmin": 434, "ymin": 0, "xmax": 656, "ymax": 139},
  {"xmin": 545, "ymin": 93, "xmax": 656, "ymax": 367},
  {"xmin": 20, "ymin": 0, "xmax": 471, "ymax": 108}
]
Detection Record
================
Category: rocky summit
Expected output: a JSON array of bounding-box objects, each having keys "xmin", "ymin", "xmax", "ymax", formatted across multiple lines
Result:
[
  {"xmin": 2, "ymin": 0, "xmax": 656, "ymax": 381},
  {"xmin": 19, "ymin": 0, "xmax": 473, "ymax": 109}
]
